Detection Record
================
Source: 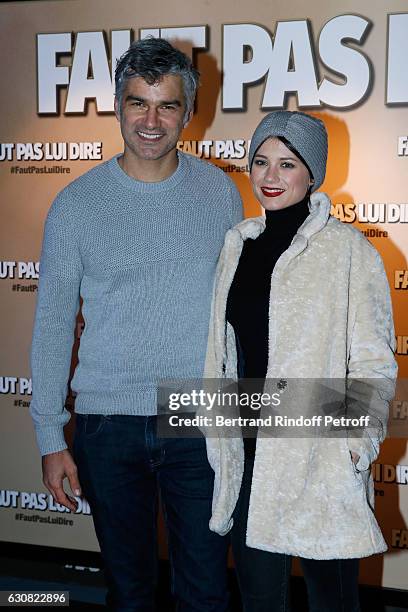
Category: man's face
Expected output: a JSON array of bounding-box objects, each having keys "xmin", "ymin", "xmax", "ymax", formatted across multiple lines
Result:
[{"xmin": 115, "ymin": 74, "xmax": 191, "ymax": 164}]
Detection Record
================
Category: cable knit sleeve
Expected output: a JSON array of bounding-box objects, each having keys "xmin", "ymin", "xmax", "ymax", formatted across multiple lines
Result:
[
  {"xmin": 227, "ymin": 178, "xmax": 244, "ymax": 227},
  {"xmin": 30, "ymin": 193, "xmax": 83, "ymax": 456}
]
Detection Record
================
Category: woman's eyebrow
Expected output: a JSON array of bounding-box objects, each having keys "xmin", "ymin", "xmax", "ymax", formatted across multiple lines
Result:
[{"xmin": 254, "ymin": 154, "xmax": 298, "ymax": 161}]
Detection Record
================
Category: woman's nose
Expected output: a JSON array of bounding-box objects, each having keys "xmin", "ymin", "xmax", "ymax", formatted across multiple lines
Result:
[{"xmin": 264, "ymin": 164, "xmax": 279, "ymax": 183}]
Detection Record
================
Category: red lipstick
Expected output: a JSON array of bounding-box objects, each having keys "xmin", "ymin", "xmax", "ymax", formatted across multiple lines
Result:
[{"xmin": 261, "ymin": 187, "xmax": 285, "ymax": 197}]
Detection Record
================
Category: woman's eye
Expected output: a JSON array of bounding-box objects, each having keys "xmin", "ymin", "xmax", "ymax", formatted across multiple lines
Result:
[
  {"xmin": 281, "ymin": 162, "xmax": 295, "ymax": 168},
  {"xmin": 254, "ymin": 159, "xmax": 266, "ymax": 166}
]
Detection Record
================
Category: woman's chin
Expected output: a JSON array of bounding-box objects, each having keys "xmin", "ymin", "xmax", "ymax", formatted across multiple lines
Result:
[{"xmin": 259, "ymin": 198, "xmax": 293, "ymax": 211}]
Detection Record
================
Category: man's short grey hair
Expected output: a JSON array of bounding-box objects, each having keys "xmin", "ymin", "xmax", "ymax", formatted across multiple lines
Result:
[{"xmin": 115, "ymin": 37, "xmax": 200, "ymax": 121}]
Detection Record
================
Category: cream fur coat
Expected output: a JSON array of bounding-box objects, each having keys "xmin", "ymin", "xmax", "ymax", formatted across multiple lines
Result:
[{"xmin": 203, "ymin": 192, "xmax": 397, "ymax": 559}]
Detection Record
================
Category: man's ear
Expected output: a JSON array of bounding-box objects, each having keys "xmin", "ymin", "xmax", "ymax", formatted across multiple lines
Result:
[
  {"xmin": 183, "ymin": 108, "xmax": 193, "ymax": 128},
  {"xmin": 114, "ymin": 96, "xmax": 121, "ymax": 121}
]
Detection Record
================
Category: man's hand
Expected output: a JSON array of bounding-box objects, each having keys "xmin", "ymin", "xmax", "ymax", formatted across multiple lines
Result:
[{"xmin": 42, "ymin": 449, "xmax": 81, "ymax": 512}]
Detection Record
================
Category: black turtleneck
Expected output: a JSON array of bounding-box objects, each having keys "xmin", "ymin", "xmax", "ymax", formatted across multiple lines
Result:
[{"xmin": 226, "ymin": 195, "xmax": 310, "ymax": 455}]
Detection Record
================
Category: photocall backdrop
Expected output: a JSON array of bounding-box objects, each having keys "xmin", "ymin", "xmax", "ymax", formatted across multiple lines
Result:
[{"xmin": 1, "ymin": 0, "xmax": 407, "ymax": 590}]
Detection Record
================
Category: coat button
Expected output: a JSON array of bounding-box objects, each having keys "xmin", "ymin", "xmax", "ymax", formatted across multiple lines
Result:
[{"xmin": 277, "ymin": 379, "xmax": 287, "ymax": 391}]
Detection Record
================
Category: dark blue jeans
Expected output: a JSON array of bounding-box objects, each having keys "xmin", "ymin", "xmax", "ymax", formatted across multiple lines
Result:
[
  {"xmin": 73, "ymin": 414, "xmax": 229, "ymax": 612},
  {"xmin": 231, "ymin": 457, "xmax": 361, "ymax": 612}
]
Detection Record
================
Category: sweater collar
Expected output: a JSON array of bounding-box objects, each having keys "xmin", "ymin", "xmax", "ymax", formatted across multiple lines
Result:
[
  {"xmin": 229, "ymin": 192, "xmax": 332, "ymax": 243},
  {"xmin": 263, "ymin": 195, "xmax": 310, "ymax": 238},
  {"xmin": 107, "ymin": 150, "xmax": 189, "ymax": 194}
]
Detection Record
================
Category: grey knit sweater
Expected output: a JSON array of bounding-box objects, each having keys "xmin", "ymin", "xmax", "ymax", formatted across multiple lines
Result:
[{"xmin": 30, "ymin": 152, "xmax": 243, "ymax": 456}]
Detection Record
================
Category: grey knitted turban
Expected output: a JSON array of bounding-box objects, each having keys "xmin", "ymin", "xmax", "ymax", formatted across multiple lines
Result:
[{"xmin": 248, "ymin": 111, "xmax": 328, "ymax": 192}]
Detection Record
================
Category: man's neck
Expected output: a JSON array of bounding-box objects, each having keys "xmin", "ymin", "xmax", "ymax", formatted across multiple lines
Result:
[{"xmin": 118, "ymin": 151, "xmax": 179, "ymax": 183}]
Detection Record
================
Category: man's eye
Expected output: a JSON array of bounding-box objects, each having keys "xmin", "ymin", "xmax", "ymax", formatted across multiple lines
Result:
[{"xmin": 161, "ymin": 105, "xmax": 176, "ymax": 111}]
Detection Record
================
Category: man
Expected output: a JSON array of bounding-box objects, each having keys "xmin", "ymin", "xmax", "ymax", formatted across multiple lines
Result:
[{"xmin": 30, "ymin": 37, "xmax": 242, "ymax": 611}]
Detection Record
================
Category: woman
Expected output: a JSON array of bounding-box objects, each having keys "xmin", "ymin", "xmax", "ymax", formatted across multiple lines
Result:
[{"xmin": 204, "ymin": 111, "xmax": 397, "ymax": 611}]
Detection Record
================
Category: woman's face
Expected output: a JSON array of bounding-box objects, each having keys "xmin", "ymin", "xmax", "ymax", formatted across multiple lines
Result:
[{"xmin": 250, "ymin": 137, "xmax": 312, "ymax": 211}]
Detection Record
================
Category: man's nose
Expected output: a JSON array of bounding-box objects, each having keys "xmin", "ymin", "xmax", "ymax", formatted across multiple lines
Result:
[{"xmin": 144, "ymin": 107, "xmax": 159, "ymax": 129}]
